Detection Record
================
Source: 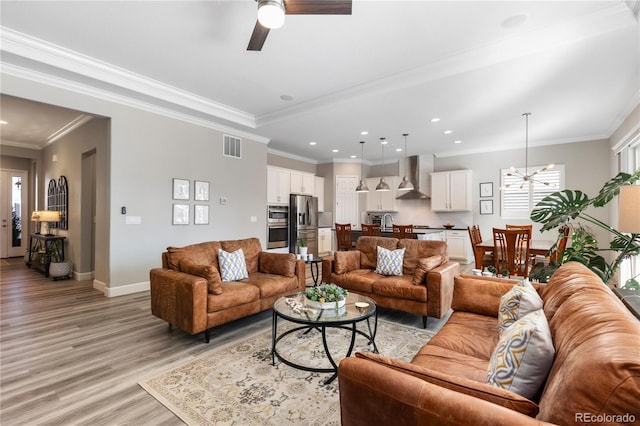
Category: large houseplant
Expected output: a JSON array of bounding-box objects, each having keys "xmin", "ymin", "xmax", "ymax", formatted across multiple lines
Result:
[{"xmin": 530, "ymin": 169, "xmax": 640, "ymax": 285}]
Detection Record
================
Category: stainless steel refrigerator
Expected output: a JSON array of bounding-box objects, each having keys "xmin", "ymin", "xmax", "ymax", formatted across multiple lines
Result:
[{"xmin": 289, "ymin": 194, "xmax": 318, "ymax": 257}]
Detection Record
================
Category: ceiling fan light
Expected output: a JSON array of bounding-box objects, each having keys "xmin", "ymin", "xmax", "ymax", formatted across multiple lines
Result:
[
  {"xmin": 398, "ymin": 176, "xmax": 413, "ymax": 191},
  {"xmin": 258, "ymin": 0, "xmax": 285, "ymax": 29}
]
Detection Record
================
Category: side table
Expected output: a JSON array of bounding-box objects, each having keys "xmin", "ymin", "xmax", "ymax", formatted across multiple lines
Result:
[
  {"xmin": 305, "ymin": 256, "xmax": 323, "ymax": 286},
  {"xmin": 26, "ymin": 234, "xmax": 65, "ymax": 278}
]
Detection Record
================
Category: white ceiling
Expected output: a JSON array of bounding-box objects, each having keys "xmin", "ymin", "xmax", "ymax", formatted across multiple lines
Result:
[{"xmin": 0, "ymin": 1, "xmax": 638, "ymax": 162}]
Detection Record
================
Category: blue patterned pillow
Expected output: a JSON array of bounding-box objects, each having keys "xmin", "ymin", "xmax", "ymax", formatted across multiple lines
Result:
[
  {"xmin": 374, "ymin": 246, "xmax": 405, "ymax": 276},
  {"xmin": 218, "ymin": 248, "xmax": 249, "ymax": 282},
  {"xmin": 486, "ymin": 309, "xmax": 555, "ymax": 399}
]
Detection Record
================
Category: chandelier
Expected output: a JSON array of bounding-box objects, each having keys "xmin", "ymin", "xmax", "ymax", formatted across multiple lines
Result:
[{"xmin": 501, "ymin": 113, "xmax": 555, "ymax": 191}]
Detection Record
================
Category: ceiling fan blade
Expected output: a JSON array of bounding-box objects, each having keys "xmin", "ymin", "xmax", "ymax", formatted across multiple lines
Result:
[
  {"xmin": 284, "ymin": 0, "xmax": 352, "ymax": 15},
  {"xmin": 247, "ymin": 20, "xmax": 270, "ymax": 51}
]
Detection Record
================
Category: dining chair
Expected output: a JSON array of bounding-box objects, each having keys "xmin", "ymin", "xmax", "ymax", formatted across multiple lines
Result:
[
  {"xmin": 361, "ymin": 223, "xmax": 381, "ymax": 236},
  {"xmin": 506, "ymin": 224, "xmax": 533, "ymax": 232},
  {"xmin": 534, "ymin": 225, "xmax": 571, "ymax": 265},
  {"xmin": 335, "ymin": 223, "xmax": 355, "ymax": 251},
  {"xmin": 492, "ymin": 227, "xmax": 532, "ymax": 277},
  {"xmin": 392, "ymin": 224, "xmax": 413, "ymax": 239},
  {"xmin": 468, "ymin": 225, "xmax": 494, "ymax": 270}
]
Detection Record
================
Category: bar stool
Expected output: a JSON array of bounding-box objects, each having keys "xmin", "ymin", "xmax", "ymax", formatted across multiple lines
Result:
[{"xmin": 335, "ymin": 223, "xmax": 355, "ymax": 250}]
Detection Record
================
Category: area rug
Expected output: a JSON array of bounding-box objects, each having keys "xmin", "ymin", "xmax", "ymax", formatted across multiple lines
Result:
[{"xmin": 139, "ymin": 319, "xmax": 434, "ymax": 426}]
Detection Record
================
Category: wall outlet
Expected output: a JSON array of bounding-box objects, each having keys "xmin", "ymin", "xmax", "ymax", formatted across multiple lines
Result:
[
  {"xmin": 250, "ymin": 216, "xmax": 257, "ymax": 223},
  {"xmin": 220, "ymin": 197, "xmax": 228, "ymax": 205}
]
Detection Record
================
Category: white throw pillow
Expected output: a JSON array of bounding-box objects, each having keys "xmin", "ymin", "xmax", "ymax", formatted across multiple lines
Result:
[
  {"xmin": 218, "ymin": 248, "xmax": 249, "ymax": 282},
  {"xmin": 487, "ymin": 309, "xmax": 555, "ymax": 400},
  {"xmin": 374, "ymin": 246, "xmax": 405, "ymax": 276},
  {"xmin": 498, "ymin": 282, "xmax": 544, "ymax": 333}
]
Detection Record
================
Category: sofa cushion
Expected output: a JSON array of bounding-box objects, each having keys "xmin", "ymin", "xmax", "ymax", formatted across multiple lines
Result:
[
  {"xmin": 487, "ymin": 309, "xmax": 555, "ymax": 400},
  {"xmin": 398, "ymin": 238, "xmax": 448, "ymax": 275},
  {"xmin": 165, "ymin": 241, "xmax": 222, "ymax": 271},
  {"xmin": 372, "ymin": 276, "xmax": 426, "ymax": 302},
  {"xmin": 426, "ymin": 311, "xmax": 500, "ymax": 361},
  {"xmin": 452, "ymin": 275, "xmax": 520, "ymax": 317},
  {"xmin": 356, "ymin": 236, "xmax": 399, "ymax": 270},
  {"xmin": 221, "ymin": 238, "xmax": 261, "ymax": 274},
  {"xmin": 258, "ymin": 252, "xmax": 296, "ymax": 277},
  {"xmin": 412, "ymin": 344, "xmax": 492, "ymax": 383},
  {"xmin": 374, "ymin": 246, "xmax": 405, "ymax": 276},
  {"xmin": 498, "ymin": 281, "xmax": 543, "ymax": 333},
  {"xmin": 243, "ymin": 272, "xmax": 299, "ymax": 299},
  {"xmin": 356, "ymin": 352, "xmax": 539, "ymax": 417},
  {"xmin": 207, "ymin": 282, "xmax": 260, "ymax": 313},
  {"xmin": 333, "ymin": 250, "xmax": 361, "ymax": 274},
  {"xmin": 218, "ymin": 248, "xmax": 249, "ymax": 282},
  {"xmin": 412, "ymin": 255, "xmax": 444, "ymax": 285},
  {"xmin": 179, "ymin": 258, "xmax": 223, "ymax": 295},
  {"xmin": 331, "ymin": 269, "xmax": 378, "ymax": 294}
]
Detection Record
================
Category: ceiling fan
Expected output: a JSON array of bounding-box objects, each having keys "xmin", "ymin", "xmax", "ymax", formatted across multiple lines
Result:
[{"xmin": 247, "ymin": 0, "xmax": 352, "ymax": 51}]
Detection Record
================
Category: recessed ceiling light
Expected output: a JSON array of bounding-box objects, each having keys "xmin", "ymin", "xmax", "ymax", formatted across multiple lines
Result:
[
  {"xmin": 309, "ymin": 141, "xmax": 317, "ymax": 145},
  {"xmin": 350, "ymin": 155, "xmax": 357, "ymax": 158},
  {"xmin": 395, "ymin": 148, "xmax": 402, "ymax": 152},
  {"xmin": 430, "ymin": 118, "xmax": 440, "ymax": 123},
  {"xmin": 444, "ymin": 130, "xmax": 452, "ymax": 134},
  {"xmin": 332, "ymin": 149, "xmax": 339, "ymax": 153},
  {"xmin": 361, "ymin": 131, "xmax": 368, "ymax": 135},
  {"xmin": 454, "ymin": 140, "xmax": 462, "ymax": 144},
  {"xmin": 0, "ymin": 120, "xmax": 7, "ymax": 125},
  {"xmin": 280, "ymin": 95, "xmax": 294, "ymax": 101}
]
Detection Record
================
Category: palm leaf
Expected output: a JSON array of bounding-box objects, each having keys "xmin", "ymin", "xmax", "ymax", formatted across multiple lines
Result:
[
  {"xmin": 592, "ymin": 170, "xmax": 640, "ymax": 207},
  {"xmin": 530, "ymin": 190, "xmax": 590, "ymax": 232}
]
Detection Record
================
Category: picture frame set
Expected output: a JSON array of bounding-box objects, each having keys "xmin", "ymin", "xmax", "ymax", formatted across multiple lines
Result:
[
  {"xmin": 479, "ymin": 182, "xmax": 494, "ymax": 215},
  {"xmin": 172, "ymin": 178, "xmax": 211, "ymax": 225}
]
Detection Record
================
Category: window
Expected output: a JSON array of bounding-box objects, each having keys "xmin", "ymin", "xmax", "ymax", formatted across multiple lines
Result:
[{"xmin": 500, "ymin": 164, "xmax": 564, "ymax": 219}]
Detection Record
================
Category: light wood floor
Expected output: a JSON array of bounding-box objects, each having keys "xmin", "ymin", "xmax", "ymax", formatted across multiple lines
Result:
[{"xmin": 0, "ymin": 258, "xmax": 464, "ymax": 425}]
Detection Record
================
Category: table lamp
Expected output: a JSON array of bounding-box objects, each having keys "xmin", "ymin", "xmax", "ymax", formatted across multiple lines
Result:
[{"xmin": 37, "ymin": 210, "xmax": 61, "ymax": 236}]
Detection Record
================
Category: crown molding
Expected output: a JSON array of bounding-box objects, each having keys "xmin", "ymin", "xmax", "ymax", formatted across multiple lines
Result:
[
  {"xmin": 2, "ymin": 62, "xmax": 271, "ymax": 144},
  {"xmin": 0, "ymin": 26, "xmax": 256, "ymax": 129},
  {"xmin": 47, "ymin": 114, "xmax": 93, "ymax": 145}
]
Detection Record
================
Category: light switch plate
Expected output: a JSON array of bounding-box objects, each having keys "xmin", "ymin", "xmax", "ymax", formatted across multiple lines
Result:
[
  {"xmin": 250, "ymin": 216, "xmax": 257, "ymax": 222},
  {"xmin": 125, "ymin": 216, "xmax": 142, "ymax": 225}
]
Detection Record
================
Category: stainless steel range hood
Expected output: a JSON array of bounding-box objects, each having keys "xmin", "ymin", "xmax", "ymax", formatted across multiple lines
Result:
[{"xmin": 396, "ymin": 156, "xmax": 430, "ymax": 200}]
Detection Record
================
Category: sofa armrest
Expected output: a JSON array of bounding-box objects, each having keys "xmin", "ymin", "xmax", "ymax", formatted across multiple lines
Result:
[
  {"xmin": 150, "ymin": 268, "xmax": 208, "ymax": 335},
  {"xmin": 426, "ymin": 261, "xmax": 459, "ymax": 318},
  {"xmin": 321, "ymin": 256, "xmax": 334, "ymax": 284},
  {"xmin": 294, "ymin": 259, "xmax": 306, "ymax": 291},
  {"xmin": 339, "ymin": 357, "xmax": 555, "ymax": 426}
]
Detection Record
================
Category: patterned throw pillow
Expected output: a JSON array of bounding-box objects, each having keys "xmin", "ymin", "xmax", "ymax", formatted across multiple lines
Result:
[
  {"xmin": 374, "ymin": 246, "xmax": 405, "ymax": 276},
  {"xmin": 218, "ymin": 248, "xmax": 249, "ymax": 282},
  {"xmin": 498, "ymin": 282, "xmax": 543, "ymax": 333},
  {"xmin": 487, "ymin": 309, "xmax": 555, "ymax": 400}
]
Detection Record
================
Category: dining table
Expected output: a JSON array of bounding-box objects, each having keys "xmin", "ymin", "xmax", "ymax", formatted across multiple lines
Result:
[{"xmin": 473, "ymin": 238, "xmax": 555, "ymax": 270}]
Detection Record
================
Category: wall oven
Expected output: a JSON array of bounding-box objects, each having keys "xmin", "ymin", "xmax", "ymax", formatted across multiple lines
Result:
[{"xmin": 267, "ymin": 205, "xmax": 289, "ymax": 249}]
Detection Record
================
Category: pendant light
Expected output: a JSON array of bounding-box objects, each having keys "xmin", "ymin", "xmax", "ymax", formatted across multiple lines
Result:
[
  {"xmin": 397, "ymin": 133, "xmax": 414, "ymax": 191},
  {"xmin": 355, "ymin": 141, "xmax": 370, "ymax": 193},
  {"xmin": 376, "ymin": 138, "xmax": 391, "ymax": 192},
  {"xmin": 500, "ymin": 113, "xmax": 555, "ymax": 191}
]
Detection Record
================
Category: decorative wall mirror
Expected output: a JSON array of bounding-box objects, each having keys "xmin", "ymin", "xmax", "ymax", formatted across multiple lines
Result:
[{"xmin": 47, "ymin": 176, "xmax": 68, "ymax": 230}]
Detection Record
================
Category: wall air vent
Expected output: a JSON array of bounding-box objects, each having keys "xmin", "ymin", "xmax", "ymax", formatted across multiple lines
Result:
[{"xmin": 223, "ymin": 134, "xmax": 242, "ymax": 158}]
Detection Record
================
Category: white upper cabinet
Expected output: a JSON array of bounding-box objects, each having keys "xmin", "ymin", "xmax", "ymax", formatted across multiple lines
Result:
[
  {"xmin": 431, "ymin": 170, "xmax": 472, "ymax": 212},
  {"xmin": 267, "ymin": 166, "xmax": 291, "ymax": 204},
  {"xmin": 314, "ymin": 176, "xmax": 325, "ymax": 212},
  {"xmin": 365, "ymin": 176, "xmax": 398, "ymax": 211},
  {"xmin": 290, "ymin": 171, "xmax": 315, "ymax": 195}
]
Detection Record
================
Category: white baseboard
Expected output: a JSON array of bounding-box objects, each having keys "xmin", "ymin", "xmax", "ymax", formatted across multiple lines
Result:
[{"xmin": 93, "ymin": 279, "xmax": 150, "ymax": 297}]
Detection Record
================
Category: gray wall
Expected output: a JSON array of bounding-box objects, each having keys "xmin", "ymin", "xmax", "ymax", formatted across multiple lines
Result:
[{"xmin": 3, "ymin": 73, "xmax": 269, "ymax": 296}]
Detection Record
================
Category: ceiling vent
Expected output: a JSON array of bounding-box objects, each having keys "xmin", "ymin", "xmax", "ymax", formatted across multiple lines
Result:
[
  {"xmin": 223, "ymin": 134, "xmax": 242, "ymax": 158},
  {"xmin": 395, "ymin": 156, "xmax": 430, "ymax": 200}
]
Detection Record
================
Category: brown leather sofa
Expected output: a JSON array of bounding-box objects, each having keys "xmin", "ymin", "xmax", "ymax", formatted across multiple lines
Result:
[
  {"xmin": 322, "ymin": 236, "xmax": 460, "ymax": 327},
  {"xmin": 150, "ymin": 238, "xmax": 305, "ymax": 343},
  {"xmin": 338, "ymin": 262, "xmax": 640, "ymax": 425}
]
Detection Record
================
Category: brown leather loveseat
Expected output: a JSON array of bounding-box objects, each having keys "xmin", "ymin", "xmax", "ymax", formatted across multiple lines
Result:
[
  {"xmin": 338, "ymin": 262, "xmax": 640, "ymax": 425},
  {"xmin": 150, "ymin": 238, "xmax": 305, "ymax": 342},
  {"xmin": 322, "ymin": 236, "xmax": 460, "ymax": 327}
]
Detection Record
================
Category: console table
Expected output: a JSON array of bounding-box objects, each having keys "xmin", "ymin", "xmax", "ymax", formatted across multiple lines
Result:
[{"xmin": 26, "ymin": 234, "xmax": 65, "ymax": 278}]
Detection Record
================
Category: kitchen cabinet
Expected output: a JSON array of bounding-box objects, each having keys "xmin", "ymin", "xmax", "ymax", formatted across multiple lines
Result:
[
  {"xmin": 418, "ymin": 231, "xmax": 445, "ymax": 241},
  {"xmin": 365, "ymin": 176, "xmax": 398, "ymax": 211},
  {"xmin": 430, "ymin": 170, "xmax": 472, "ymax": 212},
  {"xmin": 314, "ymin": 176, "xmax": 325, "ymax": 212},
  {"xmin": 290, "ymin": 171, "xmax": 315, "ymax": 195},
  {"xmin": 445, "ymin": 229, "xmax": 473, "ymax": 263},
  {"xmin": 318, "ymin": 228, "xmax": 332, "ymax": 254},
  {"xmin": 267, "ymin": 166, "xmax": 291, "ymax": 204}
]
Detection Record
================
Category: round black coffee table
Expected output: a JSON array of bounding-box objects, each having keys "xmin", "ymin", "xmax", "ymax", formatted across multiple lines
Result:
[{"xmin": 271, "ymin": 292, "xmax": 378, "ymax": 384}]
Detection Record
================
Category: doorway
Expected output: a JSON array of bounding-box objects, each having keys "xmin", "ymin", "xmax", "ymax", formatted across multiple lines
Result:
[
  {"xmin": 335, "ymin": 175, "xmax": 360, "ymax": 226},
  {"xmin": 1, "ymin": 169, "xmax": 28, "ymax": 258}
]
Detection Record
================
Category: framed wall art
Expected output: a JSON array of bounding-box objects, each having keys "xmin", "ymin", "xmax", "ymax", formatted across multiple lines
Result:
[
  {"xmin": 480, "ymin": 182, "xmax": 493, "ymax": 198},
  {"xmin": 480, "ymin": 199, "xmax": 493, "ymax": 215},
  {"xmin": 194, "ymin": 204, "xmax": 209, "ymax": 225},
  {"xmin": 195, "ymin": 180, "xmax": 210, "ymax": 201},
  {"xmin": 172, "ymin": 204, "xmax": 190, "ymax": 225},
  {"xmin": 173, "ymin": 178, "xmax": 190, "ymax": 200}
]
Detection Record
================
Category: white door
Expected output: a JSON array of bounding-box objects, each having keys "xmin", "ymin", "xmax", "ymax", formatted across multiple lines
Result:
[
  {"xmin": 1, "ymin": 170, "xmax": 28, "ymax": 258},
  {"xmin": 335, "ymin": 176, "xmax": 359, "ymax": 226}
]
